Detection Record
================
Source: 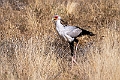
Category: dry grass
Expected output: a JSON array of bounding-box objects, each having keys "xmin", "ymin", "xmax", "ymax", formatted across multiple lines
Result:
[{"xmin": 0, "ymin": 0, "xmax": 120, "ymax": 80}]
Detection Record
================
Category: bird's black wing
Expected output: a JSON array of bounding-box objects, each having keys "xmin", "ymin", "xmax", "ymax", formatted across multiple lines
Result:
[{"xmin": 78, "ymin": 28, "xmax": 95, "ymax": 36}]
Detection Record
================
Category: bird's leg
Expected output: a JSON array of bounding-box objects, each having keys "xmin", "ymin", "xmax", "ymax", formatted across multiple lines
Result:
[
  {"xmin": 72, "ymin": 56, "xmax": 74, "ymax": 69},
  {"xmin": 74, "ymin": 42, "xmax": 79, "ymax": 60},
  {"xmin": 69, "ymin": 41, "xmax": 74, "ymax": 68},
  {"xmin": 69, "ymin": 41, "xmax": 78, "ymax": 68},
  {"xmin": 74, "ymin": 39, "xmax": 79, "ymax": 60}
]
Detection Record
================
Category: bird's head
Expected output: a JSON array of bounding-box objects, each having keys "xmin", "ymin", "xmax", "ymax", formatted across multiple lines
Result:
[{"xmin": 52, "ymin": 15, "xmax": 61, "ymax": 21}]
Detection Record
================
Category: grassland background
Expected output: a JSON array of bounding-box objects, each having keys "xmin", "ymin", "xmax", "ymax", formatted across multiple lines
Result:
[{"xmin": 0, "ymin": 0, "xmax": 120, "ymax": 80}]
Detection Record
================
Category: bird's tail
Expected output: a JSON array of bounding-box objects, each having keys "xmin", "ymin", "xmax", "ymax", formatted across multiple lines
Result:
[{"xmin": 79, "ymin": 29, "xmax": 95, "ymax": 36}]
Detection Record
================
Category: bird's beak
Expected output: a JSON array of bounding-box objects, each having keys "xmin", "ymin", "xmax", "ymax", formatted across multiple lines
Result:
[
  {"xmin": 52, "ymin": 18, "xmax": 54, "ymax": 21},
  {"xmin": 52, "ymin": 17, "xmax": 57, "ymax": 21}
]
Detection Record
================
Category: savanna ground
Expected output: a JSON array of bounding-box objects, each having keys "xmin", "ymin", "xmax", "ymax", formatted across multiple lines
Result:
[{"xmin": 0, "ymin": 0, "xmax": 120, "ymax": 80}]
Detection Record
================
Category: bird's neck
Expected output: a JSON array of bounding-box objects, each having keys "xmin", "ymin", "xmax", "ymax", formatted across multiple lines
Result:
[
  {"xmin": 55, "ymin": 20, "xmax": 64, "ymax": 29},
  {"xmin": 55, "ymin": 20, "xmax": 65, "ymax": 35}
]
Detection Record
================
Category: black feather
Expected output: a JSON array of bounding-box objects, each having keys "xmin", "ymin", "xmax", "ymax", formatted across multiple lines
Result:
[
  {"xmin": 74, "ymin": 38, "xmax": 79, "ymax": 43},
  {"xmin": 69, "ymin": 41, "xmax": 74, "ymax": 56},
  {"xmin": 78, "ymin": 28, "xmax": 95, "ymax": 36}
]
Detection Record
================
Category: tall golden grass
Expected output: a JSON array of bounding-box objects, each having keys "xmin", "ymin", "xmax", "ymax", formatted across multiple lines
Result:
[{"xmin": 0, "ymin": 0, "xmax": 120, "ymax": 80}]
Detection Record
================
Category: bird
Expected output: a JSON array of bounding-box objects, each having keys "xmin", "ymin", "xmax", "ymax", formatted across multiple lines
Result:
[{"xmin": 52, "ymin": 15, "xmax": 95, "ymax": 68}]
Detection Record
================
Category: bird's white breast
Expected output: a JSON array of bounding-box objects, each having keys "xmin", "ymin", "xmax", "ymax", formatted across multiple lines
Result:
[{"xmin": 55, "ymin": 20, "xmax": 74, "ymax": 42}]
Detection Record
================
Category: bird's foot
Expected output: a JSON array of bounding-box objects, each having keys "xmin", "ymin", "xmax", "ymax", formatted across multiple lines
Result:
[{"xmin": 71, "ymin": 56, "xmax": 78, "ymax": 69}]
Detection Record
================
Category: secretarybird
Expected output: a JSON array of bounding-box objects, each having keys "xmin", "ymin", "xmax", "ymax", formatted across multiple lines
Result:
[{"xmin": 52, "ymin": 15, "xmax": 95, "ymax": 68}]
